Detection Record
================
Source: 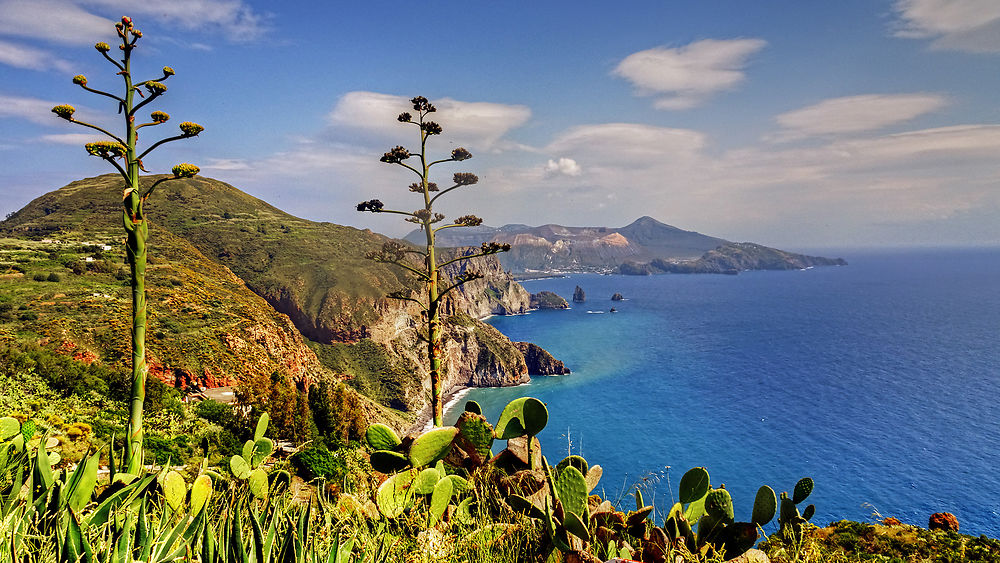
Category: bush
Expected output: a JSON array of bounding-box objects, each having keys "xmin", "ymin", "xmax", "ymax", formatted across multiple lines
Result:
[
  {"xmin": 47, "ymin": 272, "xmax": 61, "ymax": 282},
  {"xmin": 33, "ymin": 273, "xmax": 47, "ymax": 281},
  {"xmin": 290, "ymin": 446, "xmax": 347, "ymax": 481},
  {"xmin": 195, "ymin": 399, "xmax": 234, "ymax": 427}
]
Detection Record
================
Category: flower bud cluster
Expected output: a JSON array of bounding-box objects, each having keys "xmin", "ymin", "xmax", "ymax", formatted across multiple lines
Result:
[
  {"xmin": 421, "ymin": 121, "xmax": 442, "ymax": 135},
  {"xmin": 455, "ymin": 215, "xmax": 483, "ymax": 227},
  {"xmin": 51, "ymin": 105, "xmax": 76, "ymax": 119},
  {"xmin": 454, "ymin": 270, "xmax": 484, "ymax": 284},
  {"xmin": 73, "ymin": 75, "xmax": 87, "ymax": 86},
  {"xmin": 162, "ymin": 66, "xmax": 175, "ymax": 76},
  {"xmin": 380, "ymin": 146, "xmax": 411, "ymax": 163},
  {"xmin": 481, "ymin": 242, "xmax": 511, "ymax": 254},
  {"xmin": 85, "ymin": 141, "xmax": 128, "ymax": 159},
  {"xmin": 172, "ymin": 163, "xmax": 200, "ymax": 178},
  {"xmin": 179, "ymin": 122, "xmax": 204, "ymax": 136},
  {"xmin": 398, "ymin": 112, "xmax": 412, "ymax": 123},
  {"xmin": 451, "ymin": 148, "xmax": 472, "ymax": 161},
  {"xmin": 453, "ymin": 173, "xmax": 479, "ymax": 186},
  {"xmin": 368, "ymin": 241, "xmax": 408, "ymax": 263},
  {"xmin": 95, "ymin": 42, "xmax": 110, "ymax": 53},
  {"xmin": 150, "ymin": 111, "xmax": 170, "ymax": 123},
  {"xmin": 409, "ymin": 182, "xmax": 439, "ymax": 193},
  {"xmin": 145, "ymin": 81, "xmax": 167, "ymax": 94},
  {"xmin": 411, "ymin": 96, "xmax": 436, "ymax": 113},
  {"xmin": 356, "ymin": 199, "xmax": 384, "ymax": 212}
]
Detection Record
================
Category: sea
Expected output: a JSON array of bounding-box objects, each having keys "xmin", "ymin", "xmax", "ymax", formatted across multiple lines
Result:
[{"xmin": 442, "ymin": 248, "xmax": 1000, "ymax": 537}]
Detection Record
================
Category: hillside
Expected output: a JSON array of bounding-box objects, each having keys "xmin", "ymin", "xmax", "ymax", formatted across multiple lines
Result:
[
  {"xmin": 0, "ymin": 174, "xmax": 538, "ymax": 421},
  {"xmin": 406, "ymin": 216, "xmax": 844, "ymax": 274}
]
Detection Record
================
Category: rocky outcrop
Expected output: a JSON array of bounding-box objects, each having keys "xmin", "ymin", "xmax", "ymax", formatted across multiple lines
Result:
[
  {"xmin": 619, "ymin": 243, "xmax": 847, "ymax": 276},
  {"xmin": 611, "ymin": 293, "xmax": 624, "ymax": 301},
  {"xmin": 530, "ymin": 291, "xmax": 569, "ymax": 310},
  {"xmin": 514, "ymin": 342, "xmax": 570, "ymax": 375},
  {"xmin": 572, "ymin": 286, "xmax": 585, "ymax": 302},
  {"xmin": 439, "ymin": 247, "xmax": 530, "ymax": 318},
  {"xmin": 928, "ymin": 512, "xmax": 959, "ymax": 532}
]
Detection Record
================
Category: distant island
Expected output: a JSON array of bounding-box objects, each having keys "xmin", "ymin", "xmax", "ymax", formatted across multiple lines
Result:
[{"xmin": 407, "ymin": 216, "xmax": 846, "ymax": 275}]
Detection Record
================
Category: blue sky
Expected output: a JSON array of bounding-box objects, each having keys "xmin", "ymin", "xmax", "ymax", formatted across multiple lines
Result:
[{"xmin": 1, "ymin": 0, "xmax": 999, "ymax": 249}]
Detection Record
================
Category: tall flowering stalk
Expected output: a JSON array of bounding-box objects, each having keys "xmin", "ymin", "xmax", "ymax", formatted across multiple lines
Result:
[
  {"xmin": 359, "ymin": 96, "xmax": 509, "ymax": 427},
  {"xmin": 52, "ymin": 16, "xmax": 203, "ymax": 474}
]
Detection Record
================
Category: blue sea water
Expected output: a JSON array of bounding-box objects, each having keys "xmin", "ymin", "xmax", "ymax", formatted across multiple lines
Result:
[{"xmin": 444, "ymin": 248, "xmax": 1000, "ymax": 536}]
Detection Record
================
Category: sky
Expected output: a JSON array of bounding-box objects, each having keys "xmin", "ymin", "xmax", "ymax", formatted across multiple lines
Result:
[{"xmin": 1, "ymin": 0, "xmax": 999, "ymax": 250}]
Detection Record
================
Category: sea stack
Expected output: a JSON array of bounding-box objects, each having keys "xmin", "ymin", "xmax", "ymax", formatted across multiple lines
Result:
[
  {"xmin": 573, "ymin": 285, "xmax": 585, "ymax": 302},
  {"xmin": 611, "ymin": 293, "xmax": 624, "ymax": 301}
]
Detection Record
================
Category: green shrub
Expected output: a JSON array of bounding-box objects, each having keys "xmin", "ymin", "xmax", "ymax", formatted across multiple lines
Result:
[
  {"xmin": 32, "ymin": 273, "xmax": 47, "ymax": 281},
  {"xmin": 195, "ymin": 399, "xmax": 234, "ymax": 426},
  {"xmin": 46, "ymin": 272, "xmax": 61, "ymax": 282},
  {"xmin": 290, "ymin": 446, "xmax": 347, "ymax": 481}
]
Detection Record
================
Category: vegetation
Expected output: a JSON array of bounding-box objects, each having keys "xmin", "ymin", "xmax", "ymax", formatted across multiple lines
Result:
[
  {"xmin": 52, "ymin": 16, "xmax": 204, "ymax": 474},
  {"xmin": 358, "ymin": 96, "xmax": 511, "ymax": 426}
]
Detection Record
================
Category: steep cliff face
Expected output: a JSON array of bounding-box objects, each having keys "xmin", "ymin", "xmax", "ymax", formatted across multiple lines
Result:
[
  {"xmin": 439, "ymin": 248, "xmax": 531, "ymax": 318},
  {"xmin": 514, "ymin": 342, "xmax": 570, "ymax": 375}
]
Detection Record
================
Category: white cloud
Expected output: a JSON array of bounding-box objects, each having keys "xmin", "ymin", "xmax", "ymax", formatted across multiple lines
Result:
[
  {"xmin": 0, "ymin": 94, "xmax": 70, "ymax": 125},
  {"xmin": 0, "ymin": 0, "xmax": 268, "ymax": 46},
  {"xmin": 613, "ymin": 38, "xmax": 767, "ymax": 110},
  {"xmin": 772, "ymin": 94, "xmax": 948, "ymax": 140},
  {"xmin": 37, "ymin": 133, "xmax": 98, "ymax": 145},
  {"xmin": 0, "ymin": 40, "xmax": 74, "ymax": 72},
  {"xmin": 201, "ymin": 158, "xmax": 251, "ymax": 171},
  {"xmin": 546, "ymin": 123, "xmax": 707, "ymax": 166},
  {"xmin": 84, "ymin": 0, "xmax": 271, "ymax": 42},
  {"xmin": 544, "ymin": 157, "xmax": 581, "ymax": 177},
  {"xmin": 892, "ymin": 0, "xmax": 1000, "ymax": 53},
  {"xmin": 327, "ymin": 91, "xmax": 532, "ymax": 151},
  {"xmin": 0, "ymin": 0, "xmax": 110, "ymax": 45}
]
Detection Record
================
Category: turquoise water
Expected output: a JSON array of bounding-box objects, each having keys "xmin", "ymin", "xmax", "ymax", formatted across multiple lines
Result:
[{"xmin": 444, "ymin": 249, "xmax": 1000, "ymax": 536}]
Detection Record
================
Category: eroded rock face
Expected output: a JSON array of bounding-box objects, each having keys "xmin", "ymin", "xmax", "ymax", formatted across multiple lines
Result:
[
  {"xmin": 514, "ymin": 342, "xmax": 570, "ymax": 375},
  {"xmin": 572, "ymin": 285, "xmax": 586, "ymax": 302}
]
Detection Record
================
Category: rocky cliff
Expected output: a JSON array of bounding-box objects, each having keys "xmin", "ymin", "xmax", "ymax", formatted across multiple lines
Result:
[
  {"xmin": 619, "ymin": 242, "xmax": 847, "ymax": 275},
  {"xmin": 530, "ymin": 291, "xmax": 569, "ymax": 310},
  {"xmin": 514, "ymin": 342, "xmax": 571, "ymax": 375}
]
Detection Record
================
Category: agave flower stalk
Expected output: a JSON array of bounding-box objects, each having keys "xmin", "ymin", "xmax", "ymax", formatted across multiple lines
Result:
[
  {"xmin": 359, "ymin": 96, "xmax": 509, "ymax": 427},
  {"xmin": 52, "ymin": 16, "xmax": 203, "ymax": 474}
]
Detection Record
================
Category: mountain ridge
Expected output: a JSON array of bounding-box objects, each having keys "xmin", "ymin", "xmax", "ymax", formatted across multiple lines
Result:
[{"xmin": 406, "ymin": 216, "xmax": 845, "ymax": 273}]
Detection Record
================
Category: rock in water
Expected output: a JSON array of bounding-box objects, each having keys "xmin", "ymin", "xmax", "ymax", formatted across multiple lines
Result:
[
  {"xmin": 529, "ymin": 291, "xmax": 569, "ymax": 309},
  {"xmin": 928, "ymin": 512, "xmax": 959, "ymax": 531},
  {"xmin": 514, "ymin": 342, "xmax": 571, "ymax": 375},
  {"xmin": 572, "ymin": 285, "xmax": 585, "ymax": 302},
  {"xmin": 611, "ymin": 293, "xmax": 624, "ymax": 301}
]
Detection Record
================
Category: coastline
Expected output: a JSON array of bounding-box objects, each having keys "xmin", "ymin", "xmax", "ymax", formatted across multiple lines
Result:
[{"xmin": 406, "ymin": 385, "xmax": 473, "ymax": 434}]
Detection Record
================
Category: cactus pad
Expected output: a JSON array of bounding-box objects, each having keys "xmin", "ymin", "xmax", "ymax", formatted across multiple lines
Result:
[
  {"xmin": 752, "ymin": 485, "xmax": 777, "ymax": 526},
  {"xmin": 556, "ymin": 455, "xmax": 589, "ymax": 478},
  {"xmin": 190, "ymin": 474, "xmax": 212, "ymax": 516},
  {"xmin": 495, "ymin": 397, "xmax": 548, "ymax": 440},
  {"xmin": 252, "ymin": 438, "xmax": 274, "ymax": 467},
  {"xmin": 429, "ymin": 476, "xmax": 453, "ymax": 525},
  {"xmin": 408, "ymin": 426, "xmax": 459, "ymax": 468},
  {"xmin": 376, "ymin": 469, "xmax": 417, "ymax": 518},
  {"xmin": 369, "ymin": 450, "xmax": 410, "ymax": 474},
  {"xmin": 705, "ymin": 488, "xmax": 734, "ymax": 522},
  {"xmin": 249, "ymin": 468, "xmax": 268, "ymax": 499},
  {"xmin": 793, "ymin": 477, "xmax": 813, "ymax": 504},
  {"xmin": 366, "ymin": 423, "xmax": 402, "ymax": 451},
  {"xmin": 555, "ymin": 465, "xmax": 588, "ymax": 523},
  {"xmin": 413, "ymin": 467, "xmax": 441, "ymax": 495},
  {"xmin": 0, "ymin": 417, "xmax": 19, "ymax": 440},
  {"xmin": 679, "ymin": 467, "xmax": 710, "ymax": 504},
  {"xmin": 163, "ymin": 470, "xmax": 186, "ymax": 512},
  {"xmin": 253, "ymin": 413, "xmax": 269, "ymax": 442},
  {"xmin": 229, "ymin": 454, "xmax": 251, "ymax": 480}
]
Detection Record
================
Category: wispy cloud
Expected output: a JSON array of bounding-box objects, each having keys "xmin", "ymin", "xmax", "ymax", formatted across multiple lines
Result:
[
  {"xmin": 613, "ymin": 38, "xmax": 767, "ymax": 110},
  {"xmin": 892, "ymin": 0, "xmax": 1000, "ymax": 53},
  {"xmin": 0, "ymin": 0, "xmax": 270, "ymax": 46},
  {"xmin": 0, "ymin": 94, "xmax": 70, "ymax": 125},
  {"xmin": 0, "ymin": 39, "xmax": 74, "ymax": 72},
  {"xmin": 327, "ymin": 91, "xmax": 532, "ymax": 152},
  {"xmin": 0, "ymin": 0, "xmax": 110, "ymax": 45},
  {"xmin": 36, "ymin": 133, "xmax": 97, "ymax": 145},
  {"xmin": 771, "ymin": 94, "xmax": 948, "ymax": 141}
]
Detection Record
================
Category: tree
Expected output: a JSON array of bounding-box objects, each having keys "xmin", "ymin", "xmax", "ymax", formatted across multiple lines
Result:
[
  {"xmin": 358, "ymin": 96, "xmax": 509, "ymax": 427},
  {"xmin": 52, "ymin": 16, "xmax": 204, "ymax": 474}
]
